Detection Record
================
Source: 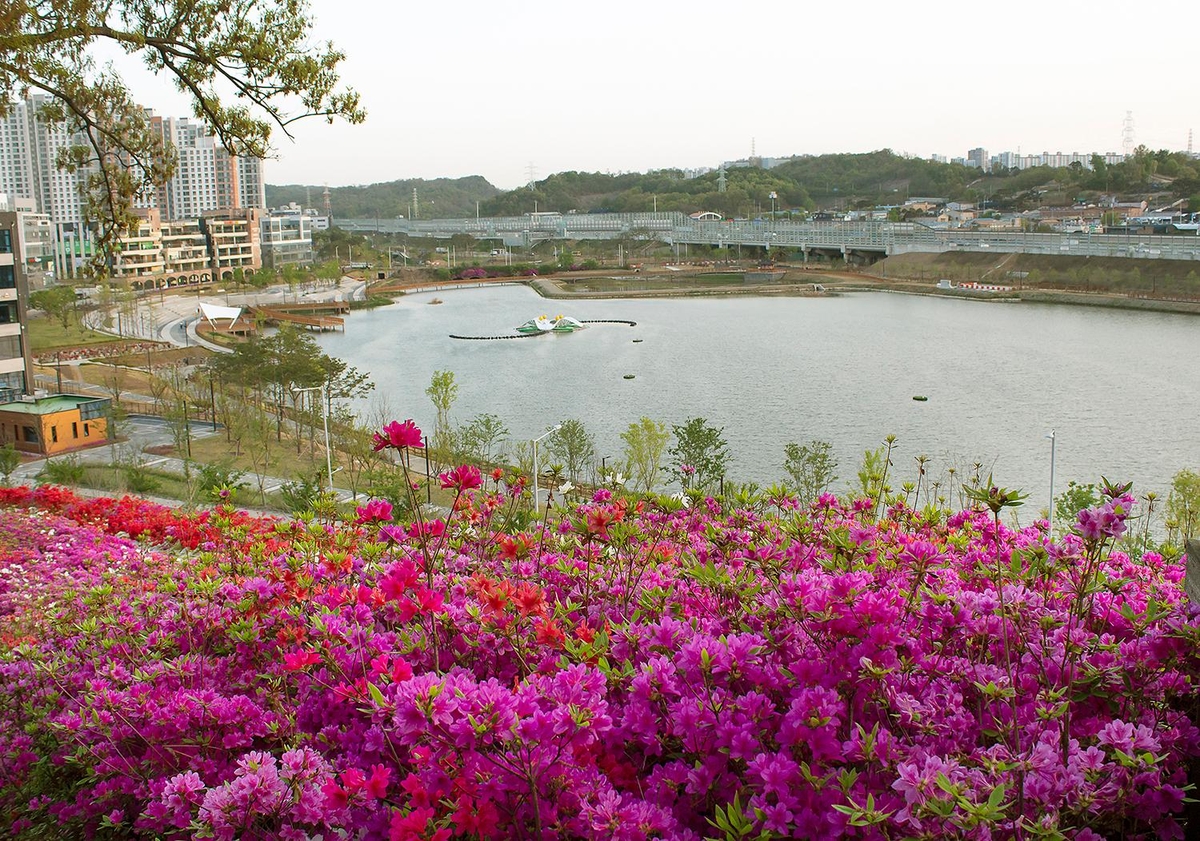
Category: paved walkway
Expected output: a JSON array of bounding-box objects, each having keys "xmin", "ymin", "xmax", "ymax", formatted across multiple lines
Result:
[{"xmin": 6, "ymin": 415, "xmax": 376, "ymax": 509}]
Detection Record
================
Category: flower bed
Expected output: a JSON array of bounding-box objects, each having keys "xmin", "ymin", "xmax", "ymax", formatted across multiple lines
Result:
[{"xmin": 0, "ymin": 469, "xmax": 1198, "ymax": 839}]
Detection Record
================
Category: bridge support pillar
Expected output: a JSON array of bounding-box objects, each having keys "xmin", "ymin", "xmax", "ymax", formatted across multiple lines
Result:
[{"xmin": 802, "ymin": 247, "xmax": 809, "ymax": 264}]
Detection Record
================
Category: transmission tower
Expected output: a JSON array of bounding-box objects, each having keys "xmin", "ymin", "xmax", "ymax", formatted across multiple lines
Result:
[
  {"xmin": 1189, "ymin": 129, "xmax": 1194, "ymax": 157},
  {"xmin": 717, "ymin": 163, "xmax": 727, "ymax": 193},
  {"xmin": 322, "ymin": 184, "xmax": 331, "ymax": 218},
  {"xmin": 525, "ymin": 162, "xmax": 538, "ymax": 188},
  {"xmin": 1122, "ymin": 111, "xmax": 1136, "ymax": 156}
]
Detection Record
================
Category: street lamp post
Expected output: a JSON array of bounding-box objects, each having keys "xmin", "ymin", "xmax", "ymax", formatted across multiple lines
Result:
[
  {"xmin": 532, "ymin": 423, "xmax": 562, "ymax": 514},
  {"xmin": 295, "ymin": 382, "xmax": 334, "ymax": 492},
  {"xmin": 1046, "ymin": 430, "xmax": 1056, "ymax": 533}
]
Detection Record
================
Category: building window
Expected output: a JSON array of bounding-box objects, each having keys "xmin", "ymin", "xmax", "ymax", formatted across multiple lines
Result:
[
  {"xmin": 22, "ymin": 425, "xmax": 37, "ymax": 443},
  {"xmin": 83, "ymin": 422, "xmax": 89, "ymax": 437},
  {"xmin": 72, "ymin": 422, "xmax": 78, "ymax": 438},
  {"xmin": 0, "ymin": 230, "xmax": 10, "ymax": 254},
  {"xmin": 0, "ymin": 266, "xmax": 13, "ymax": 290},
  {"xmin": 0, "ymin": 335, "xmax": 21, "ymax": 359},
  {"xmin": 50, "ymin": 426, "xmax": 57, "ymax": 443}
]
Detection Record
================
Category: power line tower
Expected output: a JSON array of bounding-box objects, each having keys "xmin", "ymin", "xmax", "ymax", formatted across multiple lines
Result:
[
  {"xmin": 322, "ymin": 184, "xmax": 331, "ymax": 219},
  {"xmin": 717, "ymin": 163, "xmax": 727, "ymax": 193},
  {"xmin": 525, "ymin": 162, "xmax": 538, "ymax": 188},
  {"xmin": 1188, "ymin": 129, "xmax": 1194, "ymax": 157},
  {"xmin": 1122, "ymin": 111, "xmax": 1136, "ymax": 156},
  {"xmin": 412, "ymin": 187, "xmax": 418, "ymax": 219}
]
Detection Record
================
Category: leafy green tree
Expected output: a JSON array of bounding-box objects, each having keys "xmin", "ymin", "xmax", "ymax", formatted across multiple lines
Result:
[
  {"xmin": 547, "ymin": 419, "xmax": 596, "ymax": 484},
  {"xmin": 783, "ymin": 440, "xmax": 838, "ymax": 504},
  {"xmin": 1, "ymin": 0, "xmax": 363, "ymax": 270},
  {"xmin": 621, "ymin": 417, "xmax": 670, "ymax": 494},
  {"xmin": 425, "ymin": 370, "xmax": 458, "ymax": 461},
  {"xmin": 460, "ymin": 413, "xmax": 509, "ymax": 465},
  {"xmin": 1166, "ymin": 469, "xmax": 1200, "ymax": 546},
  {"xmin": 30, "ymin": 285, "xmax": 78, "ymax": 328},
  {"xmin": 0, "ymin": 443, "xmax": 20, "ymax": 485},
  {"xmin": 1054, "ymin": 481, "xmax": 1100, "ymax": 530},
  {"xmin": 668, "ymin": 417, "xmax": 730, "ymax": 492}
]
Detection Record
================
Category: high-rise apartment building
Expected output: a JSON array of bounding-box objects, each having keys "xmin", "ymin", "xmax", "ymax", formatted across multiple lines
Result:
[
  {"xmin": 151, "ymin": 117, "xmax": 265, "ymax": 220},
  {"xmin": 0, "ymin": 96, "xmax": 266, "ymax": 278},
  {"xmin": 0, "ymin": 210, "xmax": 31, "ymax": 401}
]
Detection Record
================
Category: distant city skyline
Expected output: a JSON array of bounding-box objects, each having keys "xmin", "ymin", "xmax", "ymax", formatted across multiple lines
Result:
[{"xmin": 90, "ymin": 0, "xmax": 1198, "ymax": 190}]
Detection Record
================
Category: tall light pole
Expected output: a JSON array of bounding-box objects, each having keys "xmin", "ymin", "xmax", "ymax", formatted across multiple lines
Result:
[
  {"xmin": 769, "ymin": 191, "xmax": 777, "ymax": 221},
  {"xmin": 532, "ymin": 423, "xmax": 561, "ymax": 514},
  {"xmin": 295, "ymin": 382, "xmax": 334, "ymax": 492},
  {"xmin": 1046, "ymin": 430, "xmax": 1056, "ymax": 533}
]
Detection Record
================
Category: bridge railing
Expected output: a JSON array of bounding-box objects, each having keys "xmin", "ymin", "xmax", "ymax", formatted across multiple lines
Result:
[{"xmin": 337, "ymin": 215, "xmax": 1200, "ymax": 261}]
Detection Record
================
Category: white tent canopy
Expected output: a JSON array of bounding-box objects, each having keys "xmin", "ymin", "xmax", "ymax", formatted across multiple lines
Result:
[{"xmin": 198, "ymin": 303, "xmax": 243, "ymax": 325}]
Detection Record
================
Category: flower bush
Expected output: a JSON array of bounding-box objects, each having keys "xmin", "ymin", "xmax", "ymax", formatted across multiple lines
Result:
[{"xmin": 1, "ymin": 448, "xmax": 1199, "ymax": 839}]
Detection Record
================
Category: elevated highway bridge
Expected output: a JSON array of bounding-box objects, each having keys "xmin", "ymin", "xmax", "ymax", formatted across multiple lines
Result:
[{"xmin": 337, "ymin": 212, "xmax": 1200, "ymax": 264}]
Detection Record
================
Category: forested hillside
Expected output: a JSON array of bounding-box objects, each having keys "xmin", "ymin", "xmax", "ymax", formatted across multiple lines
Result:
[{"xmin": 268, "ymin": 148, "xmax": 1200, "ymax": 220}]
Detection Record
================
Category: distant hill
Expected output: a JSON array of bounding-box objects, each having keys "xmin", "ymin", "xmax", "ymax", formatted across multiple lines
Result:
[
  {"xmin": 264, "ymin": 176, "xmax": 501, "ymax": 219},
  {"xmin": 266, "ymin": 149, "xmax": 1198, "ymax": 222}
]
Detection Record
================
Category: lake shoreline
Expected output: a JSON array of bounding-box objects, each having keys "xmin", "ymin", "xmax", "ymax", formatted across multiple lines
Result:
[{"xmin": 524, "ymin": 272, "xmax": 1200, "ymax": 316}]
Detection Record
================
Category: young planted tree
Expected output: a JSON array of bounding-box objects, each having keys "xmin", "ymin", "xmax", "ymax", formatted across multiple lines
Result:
[
  {"xmin": 668, "ymin": 417, "xmax": 730, "ymax": 493},
  {"xmin": 783, "ymin": 440, "xmax": 838, "ymax": 504},
  {"xmin": 0, "ymin": 443, "xmax": 20, "ymax": 485},
  {"xmin": 547, "ymin": 419, "xmax": 595, "ymax": 484},
  {"xmin": 0, "ymin": 0, "xmax": 363, "ymax": 271},
  {"xmin": 621, "ymin": 417, "xmax": 670, "ymax": 494},
  {"xmin": 425, "ymin": 370, "xmax": 458, "ymax": 466},
  {"xmin": 1166, "ymin": 468, "xmax": 1200, "ymax": 547},
  {"xmin": 460, "ymin": 413, "xmax": 509, "ymax": 466}
]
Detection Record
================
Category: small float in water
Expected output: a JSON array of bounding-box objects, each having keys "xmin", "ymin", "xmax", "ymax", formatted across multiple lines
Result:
[
  {"xmin": 632, "ymin": 338, "xmax": 643, "ymax": 343},
  {"xmin": 428, "ymin": 297, "xmax": 443, "ymax": 305},
  {"xmin": 623, "ymin": 374, "xmax": 636, "ymax": 379},
  {"xmin": 912, "ymin": 395, "xmax": 928, "ymax": 402}
]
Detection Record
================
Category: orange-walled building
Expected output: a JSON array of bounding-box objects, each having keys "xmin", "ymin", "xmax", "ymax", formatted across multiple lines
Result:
[{"xmin": 0, "ymin": 394, "xmax": 110, "ymax": 455}]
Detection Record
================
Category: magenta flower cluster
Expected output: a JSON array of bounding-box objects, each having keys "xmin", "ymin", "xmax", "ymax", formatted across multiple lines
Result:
[{"xmin": 0, "ymin": 477, "xmax": 1198, "ymax": 839}]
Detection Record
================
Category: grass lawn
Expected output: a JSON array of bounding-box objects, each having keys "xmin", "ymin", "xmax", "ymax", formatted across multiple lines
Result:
[{"xmin": 27, "ymin": 315, "xmax": 116, "ymax": 353}]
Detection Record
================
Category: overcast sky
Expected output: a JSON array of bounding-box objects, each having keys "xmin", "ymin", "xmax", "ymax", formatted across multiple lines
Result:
[{"xmin": 108, "ymin": 0, "xmax": 1200, "ymax": 190}]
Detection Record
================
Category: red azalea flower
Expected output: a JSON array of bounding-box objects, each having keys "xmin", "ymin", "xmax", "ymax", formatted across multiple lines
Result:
[
  {"xmin": 373, "ymin": 419, "xmax": 424, "ymax": 451},
  {"xmin": 513, "ymin": 583, "xmax": 546, "ymax": 618},
  {"xmin": 585, "ymin": 507, "xmax": 615, "ymax": 540},
  {"xmin": 535, "ymin": 618, "xmax": 566, "ymax": 647},
  {"xmin": 283, "ymin": 649, "xmax": 321, "ymax": 671},
  {"xmin": 490, "ymin": 467, "xmax": 504, "ymax": 482},
  {"xmin": 364, "ymin": 764, "xmax": 391, "ymax": 799},
  {"xmin": 439, "ymin": 464, "xmax": 483, "ymax": 492},
  {"xmin": 322, "ymin": 779, "xmax": 349, "ymax": 810}
]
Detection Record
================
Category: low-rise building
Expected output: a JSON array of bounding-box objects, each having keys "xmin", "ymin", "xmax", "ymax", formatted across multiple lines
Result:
[
  {"xmin": 202, "ymin": 208, "xmax": 262, "ymax": 280},
  {"xmin": 261, "ymin": 203, "xmax": 315, "ymax": 269},
  {"xmin": 0, "ymin": 393, "xmax": 109, "ymax": 455}
]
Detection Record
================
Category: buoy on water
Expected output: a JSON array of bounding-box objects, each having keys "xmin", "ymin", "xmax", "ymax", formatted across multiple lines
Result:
[
  {"xmin": 632, "ymin": 339, "xmax": 643, "ymax": 343},
  {"xmin": 623, "ymin": 374, "xmax": 636, "ymax": 380},
  {"xmin": 912, "ymin": 395, "xmax": 928, "ymax": 402}
]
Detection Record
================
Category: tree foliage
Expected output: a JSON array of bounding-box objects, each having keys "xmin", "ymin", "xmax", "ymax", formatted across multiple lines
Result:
[
  {"xmin": 1166, "ymin": 469, "xmax": 1200, "ymax": 546},
  {"xmin": 783, "ymin": 440, "xmax": 837, "ymax": 504},
  {"xmin": 621, "ymin": 417, "xmax": 669, "ymax": 494},
  {"xmin": 0, "ymin": 0, "xmax": 364, "ymax": 268},
  {"xmin": 668, "ymin": 417, "xmax": 730, "ymax": 492},
  {"xmin": 546, "ymin": 419, "xmax": 595, "ymax": 484}
]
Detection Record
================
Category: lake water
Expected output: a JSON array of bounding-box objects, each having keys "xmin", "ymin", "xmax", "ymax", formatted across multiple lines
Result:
[{"xmin": 316, "ymin": 284, "xmax": 1200, "ymax": 516}]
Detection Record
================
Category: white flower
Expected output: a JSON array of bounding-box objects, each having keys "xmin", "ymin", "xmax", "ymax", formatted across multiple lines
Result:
[
  {"xmin": 671, "ymin": 491, "xmax": 692, "ymax": 509},
  {"xmin": 559, "ymin": 481, "xmax": 574, "ymax": 495}
]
